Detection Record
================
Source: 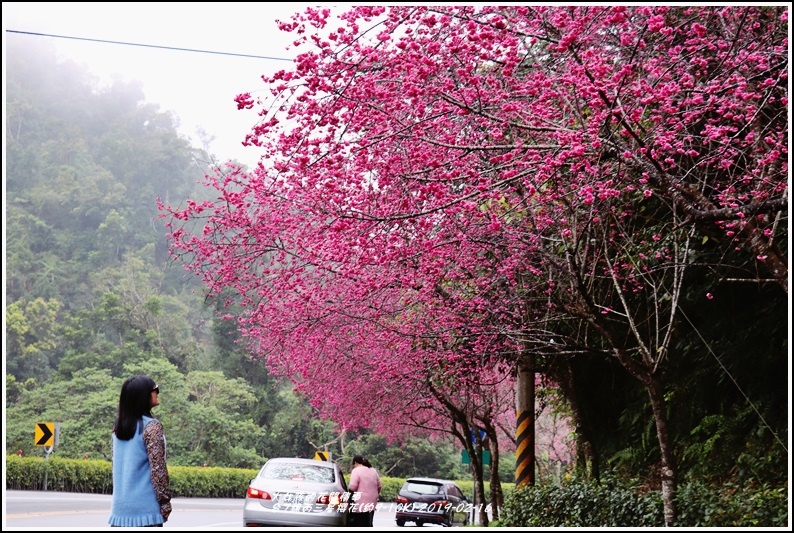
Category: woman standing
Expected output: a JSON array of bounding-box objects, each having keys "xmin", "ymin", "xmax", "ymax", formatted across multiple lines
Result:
[
  {"xmin": 108, "ymin": 375, "xmax": 172, "ymax": 527},
  {"xmin": 347, "ymin": 455, "xmax": 381, "ymax": 527}
]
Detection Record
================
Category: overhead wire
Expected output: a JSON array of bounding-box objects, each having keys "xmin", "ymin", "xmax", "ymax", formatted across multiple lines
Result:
[{"xmin": 5, "ymin": 29, "xmax": 293, "ymax": 62}]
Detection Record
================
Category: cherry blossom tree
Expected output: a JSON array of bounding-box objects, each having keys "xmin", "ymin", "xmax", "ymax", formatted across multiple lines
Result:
[{"xmin": 160, "ymin": 5, "xmax": 787, "ymax": 526}]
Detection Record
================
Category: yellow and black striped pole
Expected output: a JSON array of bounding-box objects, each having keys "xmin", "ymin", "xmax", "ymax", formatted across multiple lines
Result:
[{"xmin": 515, "ymin": 358, "xmax": 535, "ymax": 487}]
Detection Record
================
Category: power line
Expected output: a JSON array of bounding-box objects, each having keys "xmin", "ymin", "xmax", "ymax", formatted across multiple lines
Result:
[{"xmin": 5, "ymin": 29, "xmax": 293, "ymax": 62}]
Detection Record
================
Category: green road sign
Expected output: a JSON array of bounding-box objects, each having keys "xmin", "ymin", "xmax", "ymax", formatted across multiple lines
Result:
[{"xmin": 461, "ymin": 449, "xmax": 491, "ymax": 466}]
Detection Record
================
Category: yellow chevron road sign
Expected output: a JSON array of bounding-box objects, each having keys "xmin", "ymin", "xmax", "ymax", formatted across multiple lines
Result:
[{"xmin": 35, "ymin": 422, "xmax": 55, "ymax": 446}]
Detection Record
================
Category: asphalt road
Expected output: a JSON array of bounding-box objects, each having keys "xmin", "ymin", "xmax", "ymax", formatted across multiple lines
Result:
[{"xmin": 3, "ymin": 490, "xmax": 446, "ymax": 529}]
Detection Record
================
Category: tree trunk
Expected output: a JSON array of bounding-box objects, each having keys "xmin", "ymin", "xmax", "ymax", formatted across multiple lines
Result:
[
  {"xmin": 485, "ymin": 423, "xmax": 503, "ymax": 520},
  {"xmin": 647, "ymin": 377, "xmax": 677, "ymax": 527}
]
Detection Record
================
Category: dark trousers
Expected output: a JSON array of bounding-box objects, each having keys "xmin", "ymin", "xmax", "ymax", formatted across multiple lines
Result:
[{"xmin": 348, "ymin": 510, "xmax": 374, "ymax": 527}]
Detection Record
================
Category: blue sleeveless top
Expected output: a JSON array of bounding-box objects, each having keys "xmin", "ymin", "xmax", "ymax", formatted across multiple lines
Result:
[{"xmin": 108, "ymin": 416, "xmax": 164, "ymax": 526}]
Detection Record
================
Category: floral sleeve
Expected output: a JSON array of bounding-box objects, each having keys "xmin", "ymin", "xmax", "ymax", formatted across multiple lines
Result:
[{"xmin": 143, "ymin": 419, "xmax": 172, "ymax": 521}]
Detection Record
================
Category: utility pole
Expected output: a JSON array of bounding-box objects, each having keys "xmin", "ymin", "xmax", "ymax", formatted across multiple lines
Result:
[{"xmin": 515, "ymin": 356, "xmax": 535, "ymax": 487}]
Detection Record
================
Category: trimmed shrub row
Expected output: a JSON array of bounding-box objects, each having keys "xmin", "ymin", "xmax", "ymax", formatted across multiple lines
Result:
[
  {"xmin": 5, "ymin": 455, "xmax": 512, "ymax": 503},
  {"xmin": 499, "ymin": 475, "xmax": 788, "ymax": 528}
]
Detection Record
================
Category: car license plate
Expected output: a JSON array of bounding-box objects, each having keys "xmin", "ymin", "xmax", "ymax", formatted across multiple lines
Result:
[{"xmin": 416, "ymin": 503, "xmax": 428, "ymax": 511}]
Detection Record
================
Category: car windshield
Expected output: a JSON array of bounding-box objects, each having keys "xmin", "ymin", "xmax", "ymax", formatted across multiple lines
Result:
[
  {"xmin": 261, "ymin": 462, "xmax": 336, "ymax": 483},
  {"xmin": 405, "ymin": 482, "xmax": 441, "ymax": 495}
]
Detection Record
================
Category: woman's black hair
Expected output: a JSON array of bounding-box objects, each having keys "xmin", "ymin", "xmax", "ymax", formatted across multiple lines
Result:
[
  {"xmin": 113, "ymin": 375, "xmax": 156, "ymax": 440},
  {"xmin": 353, "ymin": 454, "xmax": 372, "ymax": 468}
]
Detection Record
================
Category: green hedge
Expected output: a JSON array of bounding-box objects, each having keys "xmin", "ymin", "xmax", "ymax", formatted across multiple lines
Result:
[
  {"xmin": 5, "ymin": 456, "xmax": 259, "ymax": 497},
  {"xmin": 6, "ymin": 455, "xmax": 512, "ymax": 503},
  {"xmin": 499, "ymin": 475, "xmax": 788, "ymax": 528},
  {"xmin": 378, "ymin": 476, "xmax": 402, "ymax": 502},
  {"xmin": 455, "ymin": 479, "xmax": 516, "ymax": 503},
  {"xmin": 6, "ymin": 455, "xmax": 113, "ymax": 493},
  {"xmin": 169, "ymin": 465, "xmax": 259, "ymax": 498}
]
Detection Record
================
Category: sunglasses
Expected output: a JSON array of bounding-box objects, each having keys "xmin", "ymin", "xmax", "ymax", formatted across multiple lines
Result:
[{"xmin": 152, "ymin": 385, "xmax": 160, "ymax": 394}]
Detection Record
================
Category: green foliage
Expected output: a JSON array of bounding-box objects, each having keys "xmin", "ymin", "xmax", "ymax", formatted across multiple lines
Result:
[
  {"xmin": 4, "ymin": 368, "xmax": 119, "ymax": 460},
  {"xmin": 5, "ymin": 454, "xmax": 257, "ymax": 497},
  {"xmin": 120, "ymin": 362, "xmax": 267, "ymax": 468},
  {"xmin": 453, "ymin": 480, "xmax": 515, "ymax": 504},
  {"xmin": 168, "ymin": 465, "xmax": 259, "ymax": 498},
  {"xmin": 675, "ymin": 480, "xmax": 789, "ymax": 527},
  {"xmin": 5, "ymin": 375, "xmax": 21, "ymax": 407},
  {"xmin": 680, "ymin": 400, "xmax": 788, "ymax": 487},
  {"xmin": 501, "ymin": 476, "xmax": 663, "ymax": 527},
  {"xmin": 5, "ymin": 298, "xmax": 61, "ymax": 382},
  {"xmin": 5, "ymin": 455, "xmax": 113, "ymax": 494},
  {"xmin": 500, "ymin": 475, "xmax": 787, "ymax": 528},
  {"xmin": 376, "ymin": 476, "xmax": 403, "ymax": 502},
  {"xmin": 4, "ymin": 362, "xmax": 268, "ymax": 468},
  {"xmin": 256, "ymin": 388, "xmax": 336, "ymax": 460}
]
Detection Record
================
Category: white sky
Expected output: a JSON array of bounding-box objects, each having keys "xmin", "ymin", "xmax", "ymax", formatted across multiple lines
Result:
[{"xmin": 3, "ymin": 2, "xmax": 348, "ymax": 168}]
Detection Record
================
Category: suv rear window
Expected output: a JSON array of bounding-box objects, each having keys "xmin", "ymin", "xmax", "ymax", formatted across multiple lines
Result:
[
  {"xmin": 404, "ymin": 481, "xmax": 442, "ymax": 495},
  {"xmin": 261, "ymin": 463, "xmax": 335, "ymax": 483}
]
